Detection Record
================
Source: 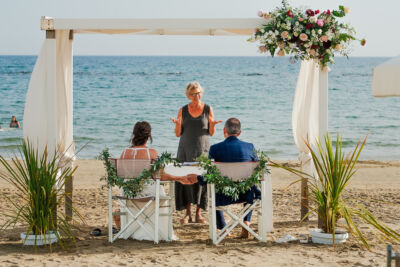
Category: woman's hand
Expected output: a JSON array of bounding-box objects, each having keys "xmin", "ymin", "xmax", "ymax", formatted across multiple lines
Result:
[
  {"xmin": 208, "ymin": 118, "xmax": 222, "ymax": 136},
  {"xmin": 209, "ymin": 119, "xmax": 223, "ymax": 129},
  {"xmin": 170, "ymin": 117, "xmax": 182, "ymax": 126},
  {"xmin": 208, "ymin": 107, "xmax": 222, "ymax": 136},
  {"xmin": 171, "ymin": 108, "xmax": 183, "ymax": 137},
  {"xmin": 179, "ymin": 174, "xmax": 198, "ymax": 185}
]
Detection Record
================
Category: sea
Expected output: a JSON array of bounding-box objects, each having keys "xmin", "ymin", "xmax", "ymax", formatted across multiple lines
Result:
[{"xmin": 0, "ymin": 55, "xmax": 399, "ymax": 160}]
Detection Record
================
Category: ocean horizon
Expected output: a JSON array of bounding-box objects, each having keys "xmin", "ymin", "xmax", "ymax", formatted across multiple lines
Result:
[{"xmin": 1, "ymin": 55, "xmax": 399, "ymax": 160}]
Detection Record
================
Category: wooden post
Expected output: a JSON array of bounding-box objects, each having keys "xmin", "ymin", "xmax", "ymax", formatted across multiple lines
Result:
[
  {"xmin": 64, "ymin": 30, "xmax": 74, "ymax": 221},
  {"xmin": 65, "ymin": 174, "xmax": 73, "ymax": 221},
  {"xmin": 65, "ymin": 157, "xmax": 74, "ymax": 221},
  {"xmin": 46, "ymin": 30, "xmax": 55, "ymax": 39},
  {"xmin": 300, "ymin": 177, "xmax": 309, "ymax": 221}
]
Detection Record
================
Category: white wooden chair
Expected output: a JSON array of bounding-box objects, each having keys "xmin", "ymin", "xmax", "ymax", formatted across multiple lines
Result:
[
  {"xmin": 207, "ymin": 162, "xmax": 273, "ymax": 245},
  {"xmin": 108, "ymin": 158, "xmax": 174, "ymax": 244}
]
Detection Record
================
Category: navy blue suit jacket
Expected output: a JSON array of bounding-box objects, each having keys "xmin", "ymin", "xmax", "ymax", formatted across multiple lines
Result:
[{"xmin": 209, "ymin": 136, "xmax": 257, "ymax": 162}]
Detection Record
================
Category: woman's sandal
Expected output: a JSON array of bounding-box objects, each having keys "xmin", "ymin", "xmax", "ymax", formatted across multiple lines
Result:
[{"xmin": 195, "ymin": 215, "xmax": 207, "ymax": 224}]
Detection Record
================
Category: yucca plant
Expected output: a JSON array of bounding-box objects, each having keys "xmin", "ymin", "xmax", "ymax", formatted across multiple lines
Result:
[
  {"xmin": 0, "ymin": 140, "xmax": 82, "ymax": 250},
  {"xmin": 300, "ymin": 133, "xmax": 400, "ymax": 248}
]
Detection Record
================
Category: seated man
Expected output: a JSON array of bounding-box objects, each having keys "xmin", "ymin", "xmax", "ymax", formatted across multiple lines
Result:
[{"xmin": 204, "ymin": 117, "xmax": 261, "ymax": 238}]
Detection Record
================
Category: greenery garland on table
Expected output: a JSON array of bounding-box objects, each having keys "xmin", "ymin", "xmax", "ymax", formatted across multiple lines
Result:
[
  {"xmin": 99, "ymin": 148, "xmax": 181, "ymax": 198},
  {"xmin": 196, "ymin": 151, "xmax": 269, "ymax": 201}
]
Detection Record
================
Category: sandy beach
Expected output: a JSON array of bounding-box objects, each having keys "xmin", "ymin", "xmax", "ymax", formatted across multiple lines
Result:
[{"xmin": 1, "ymin": 159, "xmax": 400, "ymax": 266}]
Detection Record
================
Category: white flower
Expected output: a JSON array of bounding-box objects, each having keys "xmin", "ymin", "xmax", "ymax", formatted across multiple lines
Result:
[
  {"xmin": 344, "ymin": 7, "xmax": 350, "ymax": 14},
  {"xmin": 318, "ymin": 29, "xmax": 322, "ymax": 35},
  {"xmin": 295, "ymin": 21, "xmax": 299, "ymax": 26},
  {"xmin": 275, "ymin": 30, "xmax": 279, "ymax": 35},
  {"xmin": 309, "ymin": 17, "xmax": 316, "ymax": 23},
  {"xmin": 260, "ymin": 29, "xmax": 265, "ymax": 33},
  {"xmin": 294, "ymin": 32, "xmax": 299, "ymax": 37},
  {"xmin": 326, "ymin": 49, "xmax": 331, "ymax": 54}
]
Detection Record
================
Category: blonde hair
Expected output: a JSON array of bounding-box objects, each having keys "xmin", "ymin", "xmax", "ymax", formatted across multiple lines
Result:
[{"xmin": 185, "ymin": 81, "xmax": 204, "ymax": 99}]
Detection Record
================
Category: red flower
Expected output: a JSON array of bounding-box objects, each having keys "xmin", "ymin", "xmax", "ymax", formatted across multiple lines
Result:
[
  {"xmin": 361, "ymin": 39, "xmax": 366, "ymax": 46},
  {"xmin": 306, "ymin": 23, "xmax": 314, "ymax": 29},
  {"xmin": 311, "ymin": 44, "xmax": 319, "ymax": 49},
  {"xmin": 287, "ymin": 10, "xmax": 293, "ymax": 18},
  {"xmin": 306, "ymin": 9, "xmax": 315, "ymax": 17},
  {"xmin": 315, "ymin": 10, "xmax": 320, "ymax": 14},
  {"xmin": 327, "ymin": 9, "xmax": 331, "ymax": 15}
]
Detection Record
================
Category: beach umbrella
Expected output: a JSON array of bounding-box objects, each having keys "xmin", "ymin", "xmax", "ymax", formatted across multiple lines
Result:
[{"xmin": 372, "ymin": 56, "xmax": 400, "ymax": 97}]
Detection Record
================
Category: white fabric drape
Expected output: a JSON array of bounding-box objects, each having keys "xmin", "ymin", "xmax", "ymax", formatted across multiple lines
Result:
[
  {"xmin": 292, "ymin": 60, "xmax": 328, "ymax": 175},
  {"xmin": 372, "ymin": 56, "xmax": 400, "ymax": 97},
  {"xmin": 23, "ymin": 30, "xmax": 74, "ymax": 162}
]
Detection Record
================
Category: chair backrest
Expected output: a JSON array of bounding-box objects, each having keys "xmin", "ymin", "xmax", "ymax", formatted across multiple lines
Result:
[
  {"xmin": 213, "ymin": 162, "xmax": 262, "ymax": 182},
  {"xmin": 109, "ymin": 158, "xmax": 151, "ymax": 179}
]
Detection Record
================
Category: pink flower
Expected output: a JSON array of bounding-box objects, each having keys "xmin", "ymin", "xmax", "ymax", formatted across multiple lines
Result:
[
  {"xmin": 316, "ymin": 19, "xmax": 324, "ymax": 27},
  {"xmin": 319, "ymin": 35, "xmax": 328, "ymax": 42},
  {"xmin": 299, "ymin": 33, "xmax": 308, "ymax": 41},
  {"xmin": 253, "ymin": 28, "xmax": 258, "ymax": 33},
  {"xmin": 298, "ymin": 17, "xmax": 304, "ymax": 22},
  {"xmin": 259, "ymin": 46, "xmax": 267, "ymax": 53},
  {"xmin": 257, "ymin": 10, "xmax": 264, "ymax": 17},
  {"xmin": 281, "ymin": 31, "xmax": 289, "ymax": 38}
]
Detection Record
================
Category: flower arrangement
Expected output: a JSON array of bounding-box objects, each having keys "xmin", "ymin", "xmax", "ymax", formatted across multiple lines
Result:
[{"xmin": 249, "ymin": 0, "xmax": 366, "ymax": 68}]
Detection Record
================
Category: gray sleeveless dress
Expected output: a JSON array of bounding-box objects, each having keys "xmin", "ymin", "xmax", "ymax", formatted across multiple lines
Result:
[{"xmin": 175, "ymin": 104, "xmax": 210, "ymax": 211}]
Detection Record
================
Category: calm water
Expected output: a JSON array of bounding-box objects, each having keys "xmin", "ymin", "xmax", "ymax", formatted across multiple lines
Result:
[{"xmin": 0, "ymin": 56, "xmax": 399, "ymax": 160}]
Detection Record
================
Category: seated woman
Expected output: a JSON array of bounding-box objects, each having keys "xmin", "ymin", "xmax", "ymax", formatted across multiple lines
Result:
[{"xmin": 118, "ymin": 121, "xmax": 197, "ymax": 241}]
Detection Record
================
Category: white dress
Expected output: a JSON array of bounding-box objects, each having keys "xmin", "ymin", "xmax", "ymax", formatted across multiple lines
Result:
[{"xmin": 120, "ymin": 147, "xmax": 177, "ymax": 241}]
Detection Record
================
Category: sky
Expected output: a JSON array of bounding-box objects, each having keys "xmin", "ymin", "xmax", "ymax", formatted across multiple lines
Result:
[{"xmin": 0, "ymin": 0, "xmax": 399, "ymax": 57}]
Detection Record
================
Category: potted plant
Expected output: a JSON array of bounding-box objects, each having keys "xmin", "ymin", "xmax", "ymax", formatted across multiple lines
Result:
[
  {"xmin": 284, "ymin": 134, "xmax": 400, "ymax": 248},
  {"xmin": 0, "ymin": 140, "xmax": 81, "ymax": 249}
]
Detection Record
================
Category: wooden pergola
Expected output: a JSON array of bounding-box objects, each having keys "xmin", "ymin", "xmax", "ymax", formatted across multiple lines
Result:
[{"xmin": 24, "ymin": 16, "xmax": 267, "ymax": 219}]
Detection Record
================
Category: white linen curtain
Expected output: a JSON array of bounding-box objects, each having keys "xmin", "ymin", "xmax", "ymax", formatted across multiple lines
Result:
[
  {"xmin": 372, "ymin": 56, "xmax": 400, "ymax": 97},
  {"xmin": 292, "ymin": 60, "xmax": 328, "ymax": 176},
  {"xmin": 23, "ymin": 30, "xmax": 74, "ymax": 163}
]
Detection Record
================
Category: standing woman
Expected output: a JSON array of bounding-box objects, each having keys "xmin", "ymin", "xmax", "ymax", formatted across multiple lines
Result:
[{"xmin": 170, "ymin": 81, "xmax": 222, "ymax": 224}]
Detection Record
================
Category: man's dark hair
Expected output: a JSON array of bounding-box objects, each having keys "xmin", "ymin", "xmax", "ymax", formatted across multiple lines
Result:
[{"xmin": 224, "ymin": 118, "xmax": 241, "ymax": 135}]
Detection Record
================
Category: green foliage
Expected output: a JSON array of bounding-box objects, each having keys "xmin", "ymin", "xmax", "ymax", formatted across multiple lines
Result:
[
  {"xmin": 0, "ymin": 140, "xmax": 83, "ymax": 250},
  {"xmin": 281, "ymin": 133, "xmax": 400, "ymax": 248},
  {"xmin": 196, "ymin": 152, "xmax": 269, "ymax": 200},
  {"xmin": 99, "ymin": 148, "xmax": 181, "ymax": 198}
]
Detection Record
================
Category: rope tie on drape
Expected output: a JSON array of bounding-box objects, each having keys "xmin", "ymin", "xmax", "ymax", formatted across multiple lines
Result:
[{"xmin": 298, "ymin": 151, "xmax": 312, "ymax": 167}]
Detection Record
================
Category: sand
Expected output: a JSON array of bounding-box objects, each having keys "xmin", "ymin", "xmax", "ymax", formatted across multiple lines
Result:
[{"xmin": 1, "ymin": 159, "xmax": 400, "ymax": 266}]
